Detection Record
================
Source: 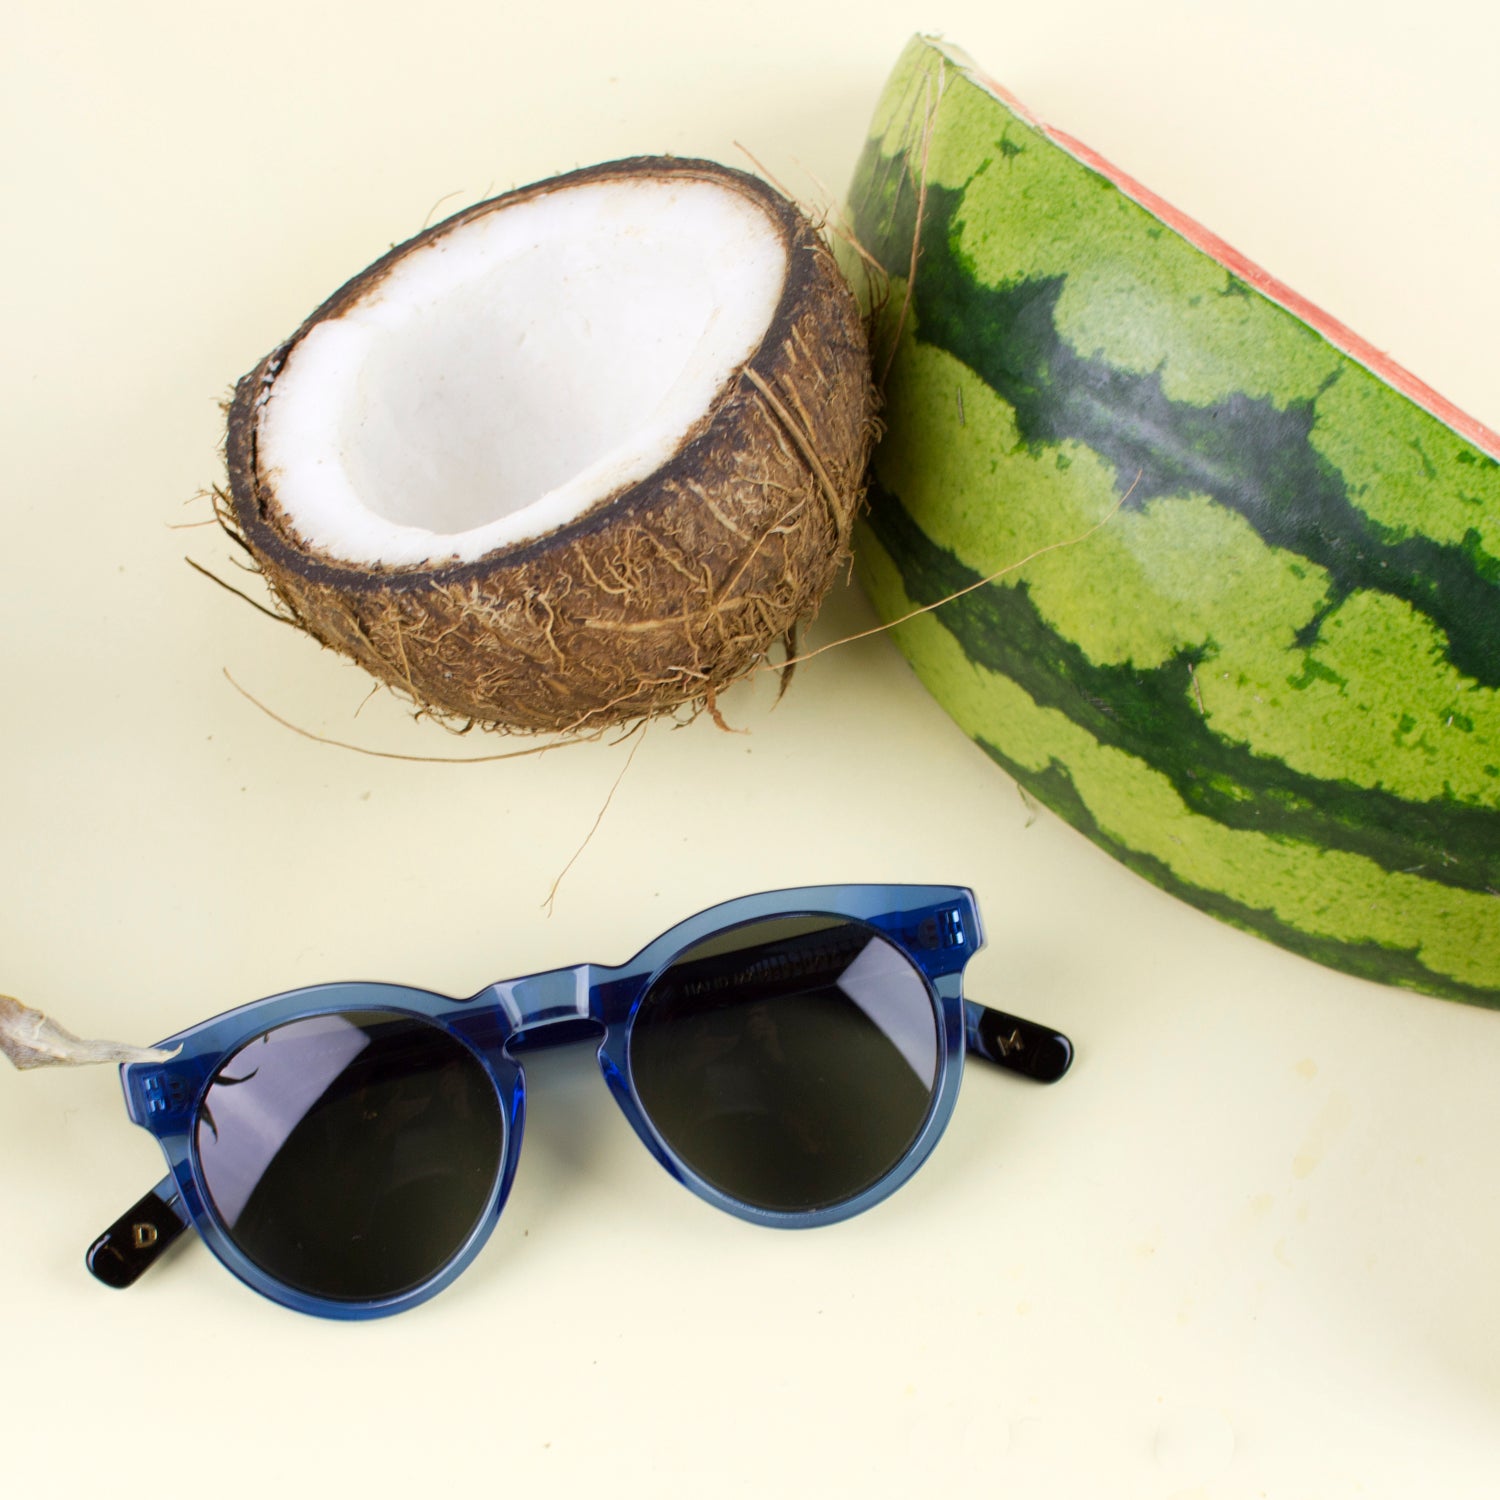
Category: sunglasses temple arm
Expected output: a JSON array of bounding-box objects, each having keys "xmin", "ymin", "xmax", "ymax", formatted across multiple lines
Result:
[
  {"xmin": 963, "ymin": 1000, "xmax": 1073, "ymax": 1083},
  {"xmin": 85, "ymin": 1175, "xmax": 191, "ymax": 1290}
]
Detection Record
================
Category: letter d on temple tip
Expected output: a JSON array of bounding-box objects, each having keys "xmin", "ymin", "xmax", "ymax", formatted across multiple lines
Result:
[{"xmin": 86, "ymin": 1177, "xmax": 189, "ymax": 1289}]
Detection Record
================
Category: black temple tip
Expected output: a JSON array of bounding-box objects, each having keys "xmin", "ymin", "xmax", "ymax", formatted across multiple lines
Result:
[
  {"xmin": 86, "ymin": 1184, "xmax": 188, "ymax": 1290},
  {"xmin": 967, "ymin": 1004, "xmax": 1074, "ymax": 1083}
]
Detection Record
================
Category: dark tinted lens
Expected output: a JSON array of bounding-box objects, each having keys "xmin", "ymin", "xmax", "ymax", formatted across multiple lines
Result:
[
  {"xmin": 195, "ymin": 1010, "xmax": 503, "ymax": 1303},
  {"xmin": 630, "ymin": 917, "xmax": 940, "ymax": 1213}
]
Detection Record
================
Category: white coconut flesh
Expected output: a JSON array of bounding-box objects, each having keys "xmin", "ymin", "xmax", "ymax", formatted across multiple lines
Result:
[{"xmin": 255, "ymin": 176, "xmax": 791, "ymax": 569}]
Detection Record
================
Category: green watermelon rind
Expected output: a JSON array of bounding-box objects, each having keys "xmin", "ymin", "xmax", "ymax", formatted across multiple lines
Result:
[{"xmin": 848, "ymin": 36, "xmax": 1500, "ymax": 1005}]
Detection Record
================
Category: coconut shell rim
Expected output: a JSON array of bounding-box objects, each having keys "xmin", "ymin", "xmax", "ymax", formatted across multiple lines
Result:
[{"xmin": 225, "ymin": 155, "xmax": 841, "ymax": 596}]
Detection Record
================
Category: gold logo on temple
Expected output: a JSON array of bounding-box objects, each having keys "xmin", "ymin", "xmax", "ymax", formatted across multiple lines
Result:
[
  {"xmin": 995, "ymin": 1028, "xmax": 1024, "ymax": 1057},
  {"xmin": 132, "ymin": 1223, "xmax": 159, "ymax": 1250}
]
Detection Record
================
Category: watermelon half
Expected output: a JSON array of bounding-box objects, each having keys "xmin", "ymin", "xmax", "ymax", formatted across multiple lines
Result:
[{"xmin": 847, "ymin": 36, "xmax": 1500, "ymax": 1005}]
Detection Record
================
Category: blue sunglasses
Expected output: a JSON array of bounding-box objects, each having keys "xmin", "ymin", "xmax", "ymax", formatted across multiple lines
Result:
[{"xmin": 87, "ymin": 884, "xmax": 1072, "ymax": 1319}]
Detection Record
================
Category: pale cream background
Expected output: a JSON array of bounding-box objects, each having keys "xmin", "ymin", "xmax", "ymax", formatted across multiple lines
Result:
[{"xmin": 3, "ymin": 2, "xmax": 1498, "ymax": 1496}]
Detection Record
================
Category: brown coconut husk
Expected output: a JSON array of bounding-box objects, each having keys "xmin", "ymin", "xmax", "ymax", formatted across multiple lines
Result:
[{"xmin": 223, "ymin": 157, "xmax": 878, "ymax": 737}]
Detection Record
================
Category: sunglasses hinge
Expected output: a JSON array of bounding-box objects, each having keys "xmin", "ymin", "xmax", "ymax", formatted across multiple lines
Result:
[{"xmin": 125, "ymin": 1059, "xmax": 203, "ymax": 1128}]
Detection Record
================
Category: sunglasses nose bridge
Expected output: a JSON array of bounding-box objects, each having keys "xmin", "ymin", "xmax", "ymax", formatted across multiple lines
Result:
[{"xmin": 482, "ymin": 965, "xmax": 600, "ymax": 1051}]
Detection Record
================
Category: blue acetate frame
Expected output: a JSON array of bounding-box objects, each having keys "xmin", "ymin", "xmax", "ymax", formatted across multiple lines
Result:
[{"xmin": 87, "ymin": 884, "xmax": 1071, "ymax": 1319}]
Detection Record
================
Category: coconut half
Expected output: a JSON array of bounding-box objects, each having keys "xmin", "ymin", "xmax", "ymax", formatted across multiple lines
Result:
[{"xmin": 224, "ymin": 157, "xmax": 876, "ymax": 734}]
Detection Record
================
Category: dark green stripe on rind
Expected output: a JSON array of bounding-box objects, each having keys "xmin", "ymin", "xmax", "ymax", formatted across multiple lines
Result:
[
  {"xmin": 851, "ymin": 166, "xmax": 1500, "ymax": 692},
  {"xmin": 864, "ymin": 480, "xmax": 1500, "ymax": 898},
  {"xmin": 971, "ymin": 730, "xmax": 1500, "ymax": 1008},
  {"xmin": 843, "ymin": 62, "xmax": 1500, "ymax": 1003}
]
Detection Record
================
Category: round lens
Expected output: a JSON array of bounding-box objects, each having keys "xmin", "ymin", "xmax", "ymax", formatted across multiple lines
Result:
[
  {"xmin": 629, "ymin": 916, "xmax": 941, "ymax": 1213},
  {"xmin": 194, "ymin": 1009, "xmax": 503, "ymax": 1303}
]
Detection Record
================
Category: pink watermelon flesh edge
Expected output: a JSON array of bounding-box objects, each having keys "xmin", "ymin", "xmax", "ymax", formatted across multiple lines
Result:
[{"xmin": 961, "ymin": 58, "xmax": 1500, "ymax": 460}]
